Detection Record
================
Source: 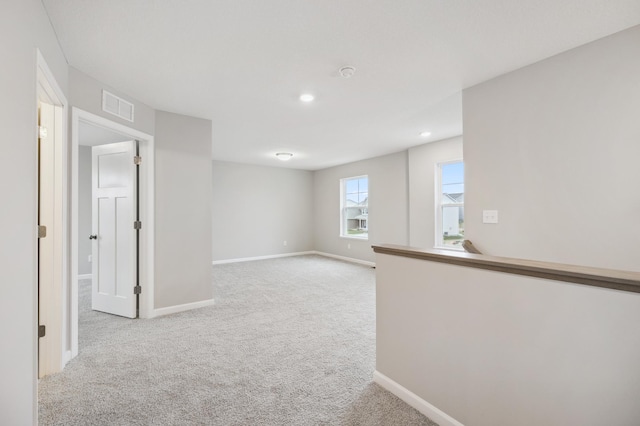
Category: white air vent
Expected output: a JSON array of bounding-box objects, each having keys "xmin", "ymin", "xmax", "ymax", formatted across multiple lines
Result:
[{"xmin": 102, "ymin": 90, "xmax": 134, "ymax": 122}]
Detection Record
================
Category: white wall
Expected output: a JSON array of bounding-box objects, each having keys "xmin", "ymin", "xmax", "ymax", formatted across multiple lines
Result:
[
  {"xmin": 376, "ymin": 253, "xmax": 640, "ymax": 426},
  {"xmin": 154, "ymin": 111, "xmax": 214, "ymax": 308},
  {"xmin": 70, "ymin": 70, "xmax": 217, "ymax": 310},
  {"xmin": 463, "ymin": 25, "xmax": 640, "ymax": 271},
  {"xmin": 70, "ymin": 66, "xmax": 155, "ymax": 278},
  {"xmin": 213, "ymin": 138, "xmax": 464, "ymax": 264},
  {"xmin": 69, "ymin": 67, "xmax": 155, "ymax": 136},
  {"xmin": 313, "ymin": 151, "xmax": 409, "ymax": 263},
  {"xmin": 0, "ymin": 0, "xmax": 68, "ymax": 423},
  {"xmin": 408, "ymin": 136, "xmax": 463, "ymax": 249},
  {"xmin": 69, "ymin": 68, "xmax": 155, "ymax": 279},
  {"xmin": 212, "ymin": 161, "xmax": 314, "ymax": 261},
  {"xmin": 78, "ymin": 146, "xmax": 92, "ymax": 275}
]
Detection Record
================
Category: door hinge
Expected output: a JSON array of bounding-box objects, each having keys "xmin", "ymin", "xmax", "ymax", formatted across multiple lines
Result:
[
  {"xmin": 38, "ymin": 225, "xmax": 47, "ymax": 239},
  {"xmin": 134, "ymin": 221, "xmax": 142, "ymax": 230},
  {"xmin": 38, "ymin": 325, "xmax": 46, "ymax": 338},
  {"xmin": 134, "ymin": 155, "xmax": 142, "ymax": 166},
  {"xmin": 134, "ymin": 285, "xmax": 142, "ymax": 295}
]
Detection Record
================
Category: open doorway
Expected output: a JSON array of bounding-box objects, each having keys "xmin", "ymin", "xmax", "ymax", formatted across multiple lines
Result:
[{"xmin": 70, "ymin": 108, "xmax": 155, "ymax": 359}]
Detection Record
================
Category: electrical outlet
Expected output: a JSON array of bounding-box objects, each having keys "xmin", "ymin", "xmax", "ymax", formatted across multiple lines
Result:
[
  {"xmin": 283, "ymin": 240, "xmax": 287, "ymax": 246},
  {"xmin": 88, "ymin": 254, "xmax": 92, "ymax": 263},
  {"xmin": 483, "ymin": 210, "xmax": 499, "ymax": 224},
  {"xmin": 347, "ymin": 243, "xmax": 351, "ymax": 249}
]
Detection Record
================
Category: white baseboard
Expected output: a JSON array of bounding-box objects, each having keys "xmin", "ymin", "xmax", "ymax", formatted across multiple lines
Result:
[
  {"xmin": 212, "ymin": 251, "xmax": 315, "ymax": 265},
  {"xmin": 150, "ymin": 298, "xmax": 215, "ymax": 318},
  {"xmin": 373, "ymin": 371, "xmax": 464, "ymax": 426},
  {"xmin": 211, "ymin": 250, "xmax": 375, "ymax": 268},
  {"xmin": 62, "ymin": 350, "xmax": 73, "ymax": 366},
  {"xmin": 77, "ymin": 274, "xmax": 92, "ymax": 280},
  {"xmin": 313, "ymin": 251, "xmax": 376, "ymax": 267}
]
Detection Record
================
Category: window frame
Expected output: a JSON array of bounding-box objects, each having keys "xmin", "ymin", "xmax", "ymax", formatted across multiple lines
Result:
[
  {"xmin": 435, "ymin": 160, "xmax": 464, "ymax": 250},
  {"xmin": 340, "ymin": 175, "xmax": 369, "ymax": 240}
]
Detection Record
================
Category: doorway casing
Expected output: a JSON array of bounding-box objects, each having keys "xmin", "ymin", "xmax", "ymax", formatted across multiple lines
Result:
[{"xmin": 70, "ymin": 107, "xmax": 155, "ymax": 358}]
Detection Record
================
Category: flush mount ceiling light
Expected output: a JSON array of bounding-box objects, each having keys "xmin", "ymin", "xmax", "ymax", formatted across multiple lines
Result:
[
  {"xmin": 275, "ymin": 152, "xmax": 294, "ymax": 161},
  {"xmin": 420, "ymin": 131, "xmax": 432, "ymax": 138},
  {"xmin": 339, "ymin": 66, "xmax": 356, "ymax": 78},
  {"xmin": 299, "ymin": 93, "xmax": 315, "ymax": 102}
]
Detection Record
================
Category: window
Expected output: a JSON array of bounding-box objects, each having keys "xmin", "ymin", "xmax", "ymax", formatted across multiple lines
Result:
[
  {"xmin": 341, "ymin": 176, "xmax": 368, "ymax": 239},
  {"xmin": 436, "ymin": 161, "xmax": 464, "ymax": 249}
]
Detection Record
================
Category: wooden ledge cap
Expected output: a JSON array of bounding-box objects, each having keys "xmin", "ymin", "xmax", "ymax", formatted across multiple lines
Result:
[{"xmin": 372, "ymin": 244, "xmax": 640, "ymax": 294}]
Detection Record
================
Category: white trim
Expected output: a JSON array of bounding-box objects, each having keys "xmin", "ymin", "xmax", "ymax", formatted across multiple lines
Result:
[
  {"xmin": 373, "ymin": 371, "xmax": 464, "ymax": 426},
  {"xmin": 212, "ymin": 251, "xmax": 315, "ymax": 265},
  {"xmin": 340, "ymin": 175, "xmax": 369, "ymax": 239},
  {"xmin": 77, "ymin": 274, "xmax": 92, "ymax": 280},
  {"xmin": 433, "ymin": 245, "xmax": 464, "ymax": 252},
  {"xmin": 211, "ymin": 251, "xmax": 375, "ymax": 267},
  {"xmin": 36, "ymin": 50, "xmax": 67, "ymax": 107},
  {"xmin": 71, "ymin": 108, "xmax": 156, "ymax": 342},
  {"xmin": 150, "ymin": 298, "xmax": 215, "ymax": 318},
  {"xmin": 313, "ymin": 251, "xmax": 376, "ymax": 267},
  {"xmin": 339, "ymin": 235, "xmax": 369, "ymax": 241}
]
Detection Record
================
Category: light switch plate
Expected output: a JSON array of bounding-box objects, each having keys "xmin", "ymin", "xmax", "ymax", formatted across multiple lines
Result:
[{"xmin": 483, "ymin": 210, "xmax": 499, "ymax": 224}]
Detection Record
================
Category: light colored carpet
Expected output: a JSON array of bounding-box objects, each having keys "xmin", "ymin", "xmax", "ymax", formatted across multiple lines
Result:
[{"xmin": 39, "ymin": 255, "xmax": 437, "ymax": 425}]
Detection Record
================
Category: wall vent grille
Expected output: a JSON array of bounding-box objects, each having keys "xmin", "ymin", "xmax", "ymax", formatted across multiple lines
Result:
[{"xmin": 102, "ymin": 90, "xmax": 134, "ymax": 122}]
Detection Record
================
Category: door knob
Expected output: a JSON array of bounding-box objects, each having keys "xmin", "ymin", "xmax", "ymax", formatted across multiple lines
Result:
[{"xmin": 89, "ymin": 235, "xmax": 97, "ymax": 240}]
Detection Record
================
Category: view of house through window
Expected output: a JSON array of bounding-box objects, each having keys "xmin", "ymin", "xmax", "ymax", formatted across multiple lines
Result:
[
  {"xmin": 341, "ymin": 176, "xmax": 368, "ymax": 239},
  {"xmin": 437, "ymin": 162, "xmax": 464, "ymax": 248}
]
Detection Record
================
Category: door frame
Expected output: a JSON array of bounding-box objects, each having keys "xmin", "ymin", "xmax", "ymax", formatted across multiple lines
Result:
[
  {"xmin": 70, "ymin": 107, "xmax": 155, "ymax": 358},
  {"xmin": 36, "ymin": 49, "xmax": 68, "ymax": 372}
]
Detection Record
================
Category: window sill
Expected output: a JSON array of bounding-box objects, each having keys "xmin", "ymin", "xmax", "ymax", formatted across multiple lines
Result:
[
  {"xmin": 340, "ymin": 235, "xmax": 369, "ymax": 241},
  {"xmin": 434, "ymin": 245, "xmax": 464, "ymax": 252}
]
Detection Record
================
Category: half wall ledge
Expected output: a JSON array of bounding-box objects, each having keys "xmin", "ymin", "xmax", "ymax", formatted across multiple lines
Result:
[{"xmin": 372, "ymin": 244, "xmax": 640, "ymax": 294}]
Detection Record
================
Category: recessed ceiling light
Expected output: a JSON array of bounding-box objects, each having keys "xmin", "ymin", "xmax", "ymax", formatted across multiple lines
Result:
[
  {"xmin": 300, "ymin": 93, "xmax": 315, "ymax": 102},
  {"xmin": 275, "ymin": 152, "xmax": 294, "ymax": 161},
  {"xmin": 420, "ymin": 131, "xmax": 432, "ymax": 138}
]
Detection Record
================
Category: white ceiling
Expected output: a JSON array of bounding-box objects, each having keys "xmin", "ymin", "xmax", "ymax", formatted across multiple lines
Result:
[
  {"xmin": 43, "ymin": 0, "xmax": 640, "ymax": 170},
  {"xmin": 78, "ymin": 121, "xmax": 131, "ymax": 146}
]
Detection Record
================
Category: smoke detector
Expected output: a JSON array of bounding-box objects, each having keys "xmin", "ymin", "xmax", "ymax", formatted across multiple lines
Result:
[{"xmin": 339, "ymin": 66, "xmax": 356, "ymax": 78}]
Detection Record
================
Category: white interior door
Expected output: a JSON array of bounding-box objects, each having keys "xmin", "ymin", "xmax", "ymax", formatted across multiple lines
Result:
[{"xmin": 91, "ymin": 141, "xmax": 137, "ymax": 318}]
